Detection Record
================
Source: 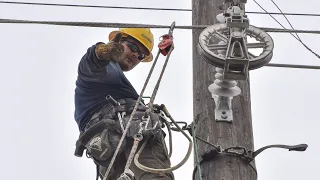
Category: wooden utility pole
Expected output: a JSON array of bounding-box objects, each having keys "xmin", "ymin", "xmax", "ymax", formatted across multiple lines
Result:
[{"xmin": 192, "ymin": 0, "xmax": 257, "ymax": 180}]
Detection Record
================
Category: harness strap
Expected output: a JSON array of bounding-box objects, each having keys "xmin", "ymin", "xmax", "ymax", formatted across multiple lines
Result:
[{"xmin": 96, "ymin": 163, "xmax": 100, "ymax": 180}]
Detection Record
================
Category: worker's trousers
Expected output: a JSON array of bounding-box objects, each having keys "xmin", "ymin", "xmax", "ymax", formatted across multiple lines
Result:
[
  {"xmin": 84, "ymin": 98, "xmax": 175, "ymax": 180},
  {"xmin": 99, "ymin": 131, "xmax": 174, "ymax": 180}
]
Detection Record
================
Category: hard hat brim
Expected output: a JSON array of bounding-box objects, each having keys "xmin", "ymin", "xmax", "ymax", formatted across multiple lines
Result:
[
  {"xmin": 109, "ymin": 30, "xmax": 153, "ymax": 63},
  {"xmin": 108, "ymin": 30, "xmax": 121, "ymax": 41}
]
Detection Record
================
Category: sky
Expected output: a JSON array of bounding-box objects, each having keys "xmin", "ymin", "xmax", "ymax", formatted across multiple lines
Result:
[{"xmin": 0, "ymin": 0, "xmax": 319, "ymax": 180}]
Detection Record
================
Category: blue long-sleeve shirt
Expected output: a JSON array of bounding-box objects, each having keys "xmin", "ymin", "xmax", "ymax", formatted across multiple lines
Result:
[{"xmin": 74, "ymin": 42, "xmax": 139, "ymax": 131}]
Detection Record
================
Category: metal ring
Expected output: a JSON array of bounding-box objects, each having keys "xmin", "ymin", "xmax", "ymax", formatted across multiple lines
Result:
[{"xmin": 197, "ymin": 23, "xmax": 274, "ymax": 70}]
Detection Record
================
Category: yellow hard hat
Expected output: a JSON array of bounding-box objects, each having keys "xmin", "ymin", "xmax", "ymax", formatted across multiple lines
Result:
[{"xmin": 109, "ymin": 28, "xmax": 154, "ymax": 62}]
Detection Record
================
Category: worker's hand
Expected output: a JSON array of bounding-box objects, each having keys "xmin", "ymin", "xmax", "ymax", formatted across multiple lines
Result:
[{"xmin": 95, "ymin": 33, "xmax": 124, "ymax": 62}]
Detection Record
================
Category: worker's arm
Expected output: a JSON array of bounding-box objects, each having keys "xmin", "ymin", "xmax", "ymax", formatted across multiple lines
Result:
[{"xmin": 77, "ymin": 33, "xmax": 123, "ymax": 82}]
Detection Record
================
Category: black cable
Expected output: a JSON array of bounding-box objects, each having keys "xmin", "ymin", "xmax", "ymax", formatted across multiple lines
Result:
[
  {"xmin": 1, "ymin": 1, "xmax": 320, "ymax": 17},
  {"xmin": 265, "ymin": 63, "xmax": 320, "ymax": 70},
  {"xmin": 0, "ymin": 1, "xmax": 191, "ymax": 11},
  {"xmin": 247, "ymin": 11, "xmax": 320, "ymax": 17},
  {"xmin": 253, "ymin": 0, "xmax": 320, "ymax": 59},
  {"xmin": 1, "ymin": 18, "xmax": 320, "ymax": 35},
  {"xmin": 270, "ymin": 0, "xmax": 301, "ymax": 41}
]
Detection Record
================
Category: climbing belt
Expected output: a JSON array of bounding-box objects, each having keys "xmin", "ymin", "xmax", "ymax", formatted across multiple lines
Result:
[{"xmin": 102, "ymin": 22, "xmax": 193, "ymax": 180}]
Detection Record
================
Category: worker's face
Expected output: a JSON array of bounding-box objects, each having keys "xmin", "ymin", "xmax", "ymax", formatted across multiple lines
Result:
[{"xmin": 118, "ymin": 37, "xmax": 149, "ymax": 71}]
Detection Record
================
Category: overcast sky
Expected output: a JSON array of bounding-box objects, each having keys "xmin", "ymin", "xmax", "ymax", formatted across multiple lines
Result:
[{"xmin": 0, "ymin": 0, "xmax": 319, "ymax": 180}]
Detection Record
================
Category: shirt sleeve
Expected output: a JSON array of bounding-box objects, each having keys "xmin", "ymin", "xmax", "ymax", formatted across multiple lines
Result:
[{"xmin": 77, "ymin": 42, "xmax": 110, "ymax": 82}]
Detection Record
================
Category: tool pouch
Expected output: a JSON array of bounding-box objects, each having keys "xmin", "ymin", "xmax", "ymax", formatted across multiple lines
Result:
[{"xmin": 74, "ymin": 96, "xmax": 163, "ymax": 166}]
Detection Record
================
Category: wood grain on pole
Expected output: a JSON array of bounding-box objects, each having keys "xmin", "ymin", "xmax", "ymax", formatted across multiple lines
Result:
[{"xmin": 192, "ymin": 0, "xmax": 257, "ymax": 179}]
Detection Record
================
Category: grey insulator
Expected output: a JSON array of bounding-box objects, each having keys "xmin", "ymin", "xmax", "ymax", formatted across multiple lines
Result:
[{"xmin": 208, "ymin": 67, "xmax": 241, "ymax": 97}]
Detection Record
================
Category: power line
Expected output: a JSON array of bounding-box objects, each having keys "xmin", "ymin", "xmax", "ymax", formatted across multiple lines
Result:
[
  {"xmin": 270, "ymin": 0, "xmax": 301, "ymax": 41},
  {"xmin": 248, "ymin": 11, "xmax": 320, "ymax": 17},
  {"xmin": 261, "ymin": 27, "xmax": 320, "ymax": 34},
  {"xmin": 1, "ymin": 18, "xmax": 320, "ymax": 35},
  {"xmin": 0, "ymin": 18, "xmax": 319, "ymax": 70},
  {"xmin": 1, "ymin": 1, "xmax": 320, "ymax": 17},
  {"xmin": 253, "ymin": 0, "xmax": 320, "ymax": 59},
  {"xmin": 0, "ymin": 1, "xmax": 191, "ymax": 12},
  {"xmin": 265, "ymin": 63, "xmax": 320, "ymax": 70}
]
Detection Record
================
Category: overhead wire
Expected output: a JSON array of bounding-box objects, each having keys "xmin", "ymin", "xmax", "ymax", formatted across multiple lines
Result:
[
  {"xmin": 1, "ymin": 1, "xmax": 320, "ymax": 17},
  {"xmin": 270, "ymin": 0, "xmax": 301, "ymax": 41},
  {"xmin": 0, "ymin": 1, "xmax": 191, "ymax": 12},
  {"xmin": 264, "ymin": 63, "xmax": 320, "ymax": 70},
  {"xmin": 253, "ymin": 0, "xmax": 320, "ymax": 59},
  {"xmin": 0, "ymin": 2, "xmax": 318, "ymax": 178},
  {"xmin": 0, "ymin": 18, "xmax": 320, "ymax": 34},
  {"xmin": 0, "ymin": 2, "xmax": 320, "ymax": 70},
  {"xmin": 1, "ymin": 19, "xmax": 320, "ymax": 70}
]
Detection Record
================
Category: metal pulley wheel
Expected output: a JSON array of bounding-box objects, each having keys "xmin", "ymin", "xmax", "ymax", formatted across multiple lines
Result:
[{"xmin": 197, "ymin": 23, "xmax": 274, "ymax": 70}]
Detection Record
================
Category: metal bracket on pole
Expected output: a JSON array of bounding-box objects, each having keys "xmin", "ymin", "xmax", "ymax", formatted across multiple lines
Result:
[
  {"xmin": 212, "ymin": 95, "xmax": 233, "ymax": 122},
  {"xmin": 224, "ymin": 35, "xmax": 250, "ymax": 80},
  {"xmin": 223, "ymin": 5, "xmax": 250, "ymax": 80}
]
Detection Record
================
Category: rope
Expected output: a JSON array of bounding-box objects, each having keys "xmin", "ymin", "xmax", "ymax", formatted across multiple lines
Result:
[
  {"xmin": 162, "ymin": 119, "xmax": 173, "ymax": 158},
  {"xmin": 192, "ymin": 122, "xmax": 203, "ymax": 180},
  {"xmin": 0, "ymin": 18, "xmax": 319, "ymax": 34},
  {"xmin": 2, "ymin": 1, "xmax": 320, "ymax": 17},
  {"xmin": 144, "ymin": 24, "xmax": 175, "ymax": 118},
  {"xmin": 134, "ymin": 104, "xmax": 193, "ymax": 173},
  {"xmin": 102, "ymin": 50, "xmax": 162, "ymax": 180},
  {"xmin": 104, "ymin": 22, "xmax": 176, "ymax": 178}
]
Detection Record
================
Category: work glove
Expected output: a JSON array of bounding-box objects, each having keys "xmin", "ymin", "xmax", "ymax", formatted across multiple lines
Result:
[{"xmin": 95, "ymin": 33, "xmax": 124, "ymax": 62}]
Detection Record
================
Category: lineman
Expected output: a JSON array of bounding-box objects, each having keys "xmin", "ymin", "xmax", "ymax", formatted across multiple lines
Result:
[{"xmin": 74, "ymin": 28, "xmax": 174, "ymax": 180}]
